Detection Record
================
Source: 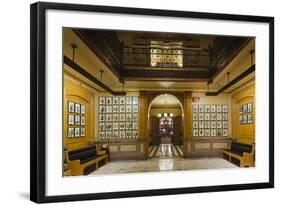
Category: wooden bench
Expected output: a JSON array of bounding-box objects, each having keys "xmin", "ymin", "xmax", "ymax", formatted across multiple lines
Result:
[
  {"xmin": 65, "ymin": 145, "xmax": 108, "ymax": 176},
  {"xmin": 222, "ymin": 141, "xmax": 255, "ymax": 167}
]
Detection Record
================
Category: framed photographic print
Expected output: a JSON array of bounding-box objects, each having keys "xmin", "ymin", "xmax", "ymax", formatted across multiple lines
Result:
[
  {"xmin": 74, "ymin": 115, "xmax": 80, "ymax": 125},
  {"xmin": 216, "ymin": 105, "xmax": 222, "ymax": 113},
  {"xmin": 199, "ymin": 129, "xmax": 204, "ymax": 137},
  {"xmin": 239, "ymin": 115, "xmax": 243, "ymax": 124},
  {"xmin": 99, "ymin": 123, "xmax": 105, "ymax": 131},
  {"xmin": 67, "ymin": 127, "xmax": 74, "ymax": 138},
  {"xmin": 193, "ymin": 121, "xmax": 198, "ymax": 129},
  {"xmin": 75, "ymin": 103, "xmax": 80, "ymax": 113},
  {"xmin": 205, "ymin": 105, "xmax": 210, "ymax": 112},
  {"xmin": 205, "ymin": 121, "xmax": 211, "ymax": 129},
  {"xmin": 248, "ymin": 114, "xmax": 253, "ymax": 123},
  {"xmin": 133, "ymin": 105, "xmax": 138, "ymax": 113},
  {"xmin": 113, "ymin": 114, "xmax": 119, "ymax": 122},
  {"xmin": 126, "ymin": 96, "xmax": 132, "ymax": 104},
  {"xmin": 192, "ymin": 113, "xmax": 198, "ymax": 121},
  {"xmin": 80, "ymin": 128, "xmax": 85, "ymax": 137},
  {"xmin": 99, "ymin": 114, "xmax": 105, "ymax": 122},
  {"xmin": 210, "ymin": 105, "xmax": 216, "ymax": 113},
  {"xmin": 132, "ymin": 114, "xmax": 138, "ymax": 121},
  {"xmin": 243, "ymin": 114, "xmax": 248, "ymax": 124},
  {"xmin": 112, "ymin": 105, "xmax": 119, "ymax": 113},
  {"xmin": 113, "ymin": 97, "xmax": 119, "ymax": 105},
  {"xmin": 119, "ymin": 123, "xmax": 125, "ymax": 130},
  {"xmin": 211, "ymin": 129, "xmax": 216, "ymax": 137},
  {"xmin": 99, "ymin": 105, "xmax": 105, "ymax": 114},
  {"xmin": 210, "ymin": 113, "xmax": 216, "ymax": 121},
  {"xmin": 199, "ymin": 105, "xmax": 204, "ymax": 112},
  {"xmin": 205, "ymin": 113, "xmax": 210, "ymax": 120},
  {"xmin": 80, "ymin": 116, "xmax": 85, "ymax": 126},
  {"xmin": 222, "ymin": 113, "xmax": 228, "ymax": 121},
  {"xmin": 80, "ymin": 105, "xmax": 86, "ymax": 114},
  {"xmin": 119, "ymin": 97, "xmax": 125, "ymax": 104},
  {"xmin": 217, "ymin": 129, "xmax": 222, "ymax": 137},
  {"xmin": 205, "ymin": 129, "xmax": 211, "ymax": 137},
  {"xmin": 120, "ymin": 105, "xmax": 125, "ymax": 113},
  {"xmin": 31, "ymin": 2, "xmax": 274, "ymax": 203},
  {"xmin": 99, "ymin": 132, "xmax": 105, "ymax": 139},
  {"xmin": 222, "ymin": 105, "xmax": 228, "ymax": 113},
  {"xmin": 243, "ymin": 104, "xmax": 248, "ymax": 113},
  {"xmin": 105, "ymin": 97, "xmax": 112, "ymax": 105},
  {"xmin": 106, "ymin": 105, "xmax": 112, "ymax": 113},
  {"xmin": 126, "ymin": 105, "xmax": 132, "ymax": 113},
  {"xmin": 74, "ymin": 127, "xmax": 80, "ymax": 138},
  {"xmin": 192, "ymin": 105, "xmax": 198, "ymax": 112},
  {"xmin": 105, "ymin": 114, "xmax": 112, "ymax": 122},
  {"xmin": 193, "ymin": 129, "xmax": 198, "ymax": 137},
  {"xmin": 68, "ymin": 101, "xmax": 75, "ymax": 112},
  {"xmin": 216, "ymin": 113, "xmax": 222, "ymax": 120},
  {"xmin": 133, "ymin": 131, "xmax": 138, "ymax": 138},
  {"xmin": 99, "ymin": 97, "xmax": 105, "ymax": 105},
  {"xmin": 120, "ymin": 114, "xmax": 126, "ymax": 122},
  {"xmin": 68, "ymin": 114, "xmax": 74, "ymax": 125},
  {"xmin": 132, "ymin": 96, "xmax": 138, "ymax": 104},
  {"xmin": 248, "ymin": 103, "xmax": 253, "ymax": 113}
]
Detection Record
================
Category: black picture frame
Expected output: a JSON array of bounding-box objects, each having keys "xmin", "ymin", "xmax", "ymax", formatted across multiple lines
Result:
[{"xmin": 30, "ymin": 1, "xmax": 274, "ymax": 203}]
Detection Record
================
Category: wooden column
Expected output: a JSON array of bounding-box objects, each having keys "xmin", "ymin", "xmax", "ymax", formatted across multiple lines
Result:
[
  {"xmin": 183, "ymin": 92, "xmax": 192, "ymax": 157},
  {"xmin": 139, "ymin": 94, "xmax": 148, "ymax": 158}
]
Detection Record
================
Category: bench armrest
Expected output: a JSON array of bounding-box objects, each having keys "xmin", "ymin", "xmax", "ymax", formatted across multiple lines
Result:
[{"xmin": 97, "ymin": 150, "xmax": 106, "ymax": 155}]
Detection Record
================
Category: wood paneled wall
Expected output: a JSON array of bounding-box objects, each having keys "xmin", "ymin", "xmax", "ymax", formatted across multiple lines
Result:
[
  {"xmin": 64, "ymin": 72, "xmax": 96, "ymax": 151},
  {"xmin": 231, "ymin": 83, "xmax": 255, "ymax": 144}
]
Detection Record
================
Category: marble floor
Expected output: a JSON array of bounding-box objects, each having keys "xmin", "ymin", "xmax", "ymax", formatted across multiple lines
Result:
[{"xmin": 90, "ymin": 157, "xmax": 238, "ymax": 175}]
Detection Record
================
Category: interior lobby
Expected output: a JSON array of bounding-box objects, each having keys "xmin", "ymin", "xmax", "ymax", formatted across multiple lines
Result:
[{"xmin": 63, "ymin": 28, "xmax": 255, "ymax": 176}]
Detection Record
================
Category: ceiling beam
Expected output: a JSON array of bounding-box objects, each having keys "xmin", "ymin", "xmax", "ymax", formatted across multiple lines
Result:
[{"xmin": 64, "ymin": 56, "xmax": 126, "ymax": 96}]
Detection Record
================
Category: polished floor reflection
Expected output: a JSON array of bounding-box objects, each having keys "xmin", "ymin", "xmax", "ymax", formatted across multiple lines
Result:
[{"xmin": 90, "ymin": 157, "xmax": 237, "ymax": 175}]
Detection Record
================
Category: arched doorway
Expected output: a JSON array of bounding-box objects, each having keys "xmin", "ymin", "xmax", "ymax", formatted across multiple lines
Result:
[{"xmin": 147, "ymin": 94, "xmax": 184, "ymax": 158}]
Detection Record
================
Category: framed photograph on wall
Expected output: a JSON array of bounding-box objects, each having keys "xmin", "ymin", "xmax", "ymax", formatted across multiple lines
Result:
[
  {"xmin": 80, "ymin": 105, "xmax": 86, "ymax": 114},
  {"xmin": 31, "ymin": 2, "xmax": 274, "ymax": 203},
  {"xmin": 68, "ymin": 101, "xmax": 75, "ymax": 112}
]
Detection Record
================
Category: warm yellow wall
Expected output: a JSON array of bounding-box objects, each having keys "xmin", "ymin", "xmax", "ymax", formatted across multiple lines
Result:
[
  {"xmin": 64, "ymin": 72, "xmax": 96, "ymax": 151},
  {"xmin": 231, "ymin": 83, "xmax": 255, "ymax": 144}
]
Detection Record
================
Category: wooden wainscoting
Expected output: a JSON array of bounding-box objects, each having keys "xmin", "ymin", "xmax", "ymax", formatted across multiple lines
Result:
[
  {"xmin": 185, "ymin": 137, "xmax": 232, "ymax": 158},
  {"xmin": 97, "ymin": 139, "xmax": 146, "ymax": 161}
]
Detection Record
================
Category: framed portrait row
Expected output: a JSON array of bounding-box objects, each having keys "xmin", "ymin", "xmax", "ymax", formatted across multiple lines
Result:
[
  {"xmin": 193, "ymin": 129, "xmax": 228, "ymax": 137},
  {"xmin": 67, "ymin": 127, "xmax": 85, "ymax": 138},
  {"xmin": 240, "ymin": 102, "xmax": 253, "ymax": 114},
  {"xmin": 192, "ymin": 104, "xmax": 228, "ymax": 113},
  {"xmin": 240, "ymin": 114, "xmax": 253, "ymax": 124},
  {"xmin": 99, "ymin": 96, "xmax": 138, "ymax": 105},
  {"xmin": 99, "ymin": 130, "xmax": 138, "ymax": 140},
  {"xmin": 68, "ymin": 101, "xmax": 86, "ymax": 114}
]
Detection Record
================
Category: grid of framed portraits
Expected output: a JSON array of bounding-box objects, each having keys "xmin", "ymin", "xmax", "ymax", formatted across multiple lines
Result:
[
  {"xmin": 99, "ymin": 96, "xmax": 139, "ymax": 140},
  {"xmin": 239, "ymin": 102, "xmax": 253, "ymax": 124},
  {"xmin": 67, "ymin": 101, "xmax": 86, "ymax": 138},
  {"xmin": 192, "ymin": 104, "xmax": 228, "ymax": 137}
]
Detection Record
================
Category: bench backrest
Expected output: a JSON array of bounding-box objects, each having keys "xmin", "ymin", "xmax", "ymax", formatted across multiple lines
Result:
[
  {"xmin": 68, "ymin": 146, "xmax": 97, "ymax": 161},
  {"xmin": 231, "ymin": 142, "xmax": 252, "ymax": 153}
]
